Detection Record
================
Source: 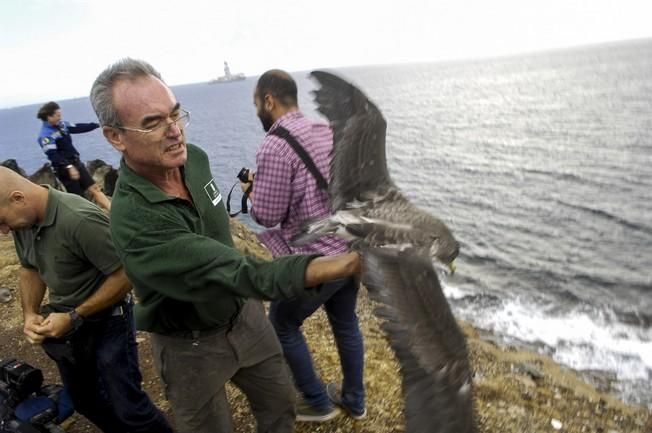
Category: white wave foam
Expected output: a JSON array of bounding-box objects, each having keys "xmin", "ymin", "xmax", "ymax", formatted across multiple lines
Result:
[
  {"xmin": 457, "ymin": 296, "xmax": 652, "ymax": 382},
  {"xmin": 441, "ymin": 281, "xmax": 467, "ymax": 300}
]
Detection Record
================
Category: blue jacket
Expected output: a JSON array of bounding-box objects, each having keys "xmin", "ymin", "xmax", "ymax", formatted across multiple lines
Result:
[{"xmin": 37, "ymin": 120, "xmax": 99, "ymax": 168}]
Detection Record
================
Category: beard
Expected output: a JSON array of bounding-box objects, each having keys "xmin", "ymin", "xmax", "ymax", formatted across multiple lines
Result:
[{"xmin": 258, "ymin": 109, "xmax": 274, "ymax": 132}]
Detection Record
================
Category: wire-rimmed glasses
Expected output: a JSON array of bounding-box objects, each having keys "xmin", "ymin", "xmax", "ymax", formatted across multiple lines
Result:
[{"xmin": 114, "ymin": 108, "xmax": 190, "ymax": 134}]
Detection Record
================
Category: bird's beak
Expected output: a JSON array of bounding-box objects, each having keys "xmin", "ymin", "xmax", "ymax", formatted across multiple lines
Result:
[{"xmin": 448, "ymin": 261, "xmax": 456, "ymax": 275}]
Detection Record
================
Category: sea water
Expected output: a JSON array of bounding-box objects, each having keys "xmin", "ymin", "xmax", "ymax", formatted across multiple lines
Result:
[{"xmin": 1, "ymin": 38, "xmax": 650, "ymax": 408}]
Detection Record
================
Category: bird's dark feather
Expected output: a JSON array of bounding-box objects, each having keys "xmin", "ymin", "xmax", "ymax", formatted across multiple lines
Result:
[
  {"xmin": 362, "ymin": 247, "xmax": 472, "ymax": 386},
  {"xmin": 308, "ymin": 70, "xmax": 474, "ymax": 432},
  {"xmin": 310, "ymin": 70, "xmax": 393, "ymax": 210},
  {"xmin": 363, "ymin": 247, "xmax": 476, "ymax": 433}
]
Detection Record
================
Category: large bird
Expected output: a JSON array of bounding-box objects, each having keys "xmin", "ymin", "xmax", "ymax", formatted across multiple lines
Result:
[
  {"xmin": 297, "ymin": 70, "xmax": 477, "ymax": 433},
  {"xmin": 294, "ymin": 71, "xmax": 459, "ymax": 273}
]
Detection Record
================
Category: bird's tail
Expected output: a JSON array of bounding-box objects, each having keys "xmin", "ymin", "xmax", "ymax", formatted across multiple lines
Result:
[{"xmin": 290, "ymin": 216, "xmax": 340, "ymax": 246}]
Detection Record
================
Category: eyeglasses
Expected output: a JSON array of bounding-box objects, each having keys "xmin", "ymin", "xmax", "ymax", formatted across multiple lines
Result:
[{"xmin": 115, "ymin": 108, "xmax": 190, "ymax": 134}]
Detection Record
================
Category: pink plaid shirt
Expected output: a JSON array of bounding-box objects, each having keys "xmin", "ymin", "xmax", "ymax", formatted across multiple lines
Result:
[{"xmin": 250, "ymin": 111, "xmax": 348, "ymax": 258}]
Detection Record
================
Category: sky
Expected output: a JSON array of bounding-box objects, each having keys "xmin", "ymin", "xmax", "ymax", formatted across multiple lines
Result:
[{"xmin": 1, "ymin": 0, "xmax": 651, "ymax": 109}]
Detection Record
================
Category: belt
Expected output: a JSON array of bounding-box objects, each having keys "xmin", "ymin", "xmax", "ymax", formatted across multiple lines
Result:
[
  {"xmin": 159, "ymin": 302, "xmax": 243, "ymax": 340},
  {"xmin": 99, "ymin": 294, "xmax": 133, "ymax": 318},
  {"xmin": 162, "ymin": 323, "xmax": 229, "ymax": 340},
  {"xmin": 109, "ymin": 303, "xmax": 127, "ymax": 316}
]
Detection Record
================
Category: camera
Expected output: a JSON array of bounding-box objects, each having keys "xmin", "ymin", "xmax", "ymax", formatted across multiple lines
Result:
[
  {"xmin": 237, "ymin": 167, "xmax": 251, "ymax": 183},
  {"xmin": 0, "ymin": 360, "xmax": 43, "ymax": 401},
  {"xmin": 227, "ymin": 168, "xmax": 254, "ymax": 217},
  {"xmin": 0, "ymin": 359, "xmax": 72, "ymax": 433}
]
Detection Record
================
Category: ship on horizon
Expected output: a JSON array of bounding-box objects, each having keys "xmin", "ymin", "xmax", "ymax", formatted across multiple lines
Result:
[{"xmin": 209, "ymin": 61, "xmax": 245, "ymax": 84}]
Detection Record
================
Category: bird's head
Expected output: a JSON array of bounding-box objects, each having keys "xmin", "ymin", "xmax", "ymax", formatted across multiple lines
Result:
[{"xmin": 429, "ymin": 236, "xmax": 460, "ymax": 275}]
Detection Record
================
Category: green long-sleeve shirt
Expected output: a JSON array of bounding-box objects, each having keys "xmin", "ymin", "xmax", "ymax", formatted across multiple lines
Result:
[{"xmin": 110, "ymin": 143, "xmax": 317, "ymax": 334}]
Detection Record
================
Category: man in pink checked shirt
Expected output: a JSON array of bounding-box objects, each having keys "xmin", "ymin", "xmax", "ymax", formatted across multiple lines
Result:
[{"xmin": 240, "ymin": 70, "xmax": 366, "ymax": 422}]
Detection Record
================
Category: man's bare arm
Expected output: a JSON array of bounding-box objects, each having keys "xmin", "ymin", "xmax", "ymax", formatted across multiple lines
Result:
[
  {"xmin": 304, "ymin": 252, "xmax": 361, "ymax": 288},
  {"xmin": 74, "ymin": 266, "xmax": 131, "ymax": 317},
  {"xmin": 19, "ymin": 266, "xmax": 47, "ymax": 344},
  {"xmin": 36, "ymin": 267, "xmax": 132, "ymax": 338}
]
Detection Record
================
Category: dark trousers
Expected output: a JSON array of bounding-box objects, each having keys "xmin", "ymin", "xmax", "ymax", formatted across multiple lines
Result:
[
  {"xmin": 54, "ymin": 160, "xmax": 94, "ymax": 196},
  {"xmin": 269, "ymin": 276, "xmax": 365, "ymax": 413},
  {"xmin": 42, "ymin": 303, "xmax": 172, "ymax": 433},
  {"xmin": 151, "ymin": 300, "xmax": 295, "ymax": 433}
]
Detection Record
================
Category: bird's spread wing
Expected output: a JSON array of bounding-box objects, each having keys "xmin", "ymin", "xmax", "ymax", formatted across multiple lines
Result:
[
  {"xmin": 362, "ymin": 246, "xmax": 476, "ymax": 433},
  {"xmin": 310, "ymin": 70, "xmax": 394, "ymax": 211}
]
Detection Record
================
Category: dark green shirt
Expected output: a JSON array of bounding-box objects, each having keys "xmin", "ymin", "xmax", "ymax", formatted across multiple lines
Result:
[
  {"xmin": 13, "ymin": 188, "xmax": 122, "ymax": 308},
  {"xmin": 110, "ymin": 143, "xmax": 316, "ymax": 334}
]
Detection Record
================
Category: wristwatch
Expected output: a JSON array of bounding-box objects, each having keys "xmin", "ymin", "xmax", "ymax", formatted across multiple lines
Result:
[{"xmin": 68, "ymin": 309, "xmax": 84, "ymax": 331}]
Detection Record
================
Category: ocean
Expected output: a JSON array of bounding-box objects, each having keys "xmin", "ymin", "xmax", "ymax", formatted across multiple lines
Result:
[{"xmin": 1, "ymin": 39, "xmax": 650, "ymax": 409}]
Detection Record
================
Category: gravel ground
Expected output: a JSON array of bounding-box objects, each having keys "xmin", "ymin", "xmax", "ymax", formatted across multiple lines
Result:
[{"xmin": 1, "ymin": 224, "xmax": 649, "ymax": 433}]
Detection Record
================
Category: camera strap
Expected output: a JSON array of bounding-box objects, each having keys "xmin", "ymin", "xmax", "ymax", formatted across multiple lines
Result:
[
  {"xmin": 226, "ymin": 126, "xmax": 326, "ymax": 218},
  {"xmin": 269, "ymin": 126, "xmax": 328, "ymax": 190},
  {"xmin": 226, "ymin": 182, "xmax": 252, "ymax": 217}
]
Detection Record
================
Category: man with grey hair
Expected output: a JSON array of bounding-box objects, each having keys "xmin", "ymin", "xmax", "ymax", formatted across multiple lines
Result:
[
  {"xmin": 0, "ymin": 166, "xmax": 172, "ymax": 433},
  {"xmin": 90, "ymin": 58, "xmax": 360, "ymax": 433}
]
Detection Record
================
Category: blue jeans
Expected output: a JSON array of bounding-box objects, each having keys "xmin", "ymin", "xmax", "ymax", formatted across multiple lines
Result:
[
  {"xmin": 269, "ymin": 277, "xmax": 365, "ymax": 412},
  {"xmin": 42, "ymin": 303, "xmax": 172, "ymax": 433}
]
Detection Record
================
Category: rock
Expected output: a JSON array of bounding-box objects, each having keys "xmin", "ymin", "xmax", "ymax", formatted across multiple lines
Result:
[
  {"xmin": 86, "ymin": 159, "xmax": 118, "ymax": 196},
  {"xmin": 514, "ymin": 362, "xmax": 545, "ymax": 380},
  {"xmin": 514, "ymin": 373, "xmax": 537, "ymax": 388},
  {"xmin": 0, "ymin": 287, "xmax": 11, "ymax": 303},
  {"xmin": 580, "ymin": 369, "xmax": 618, "ymax": 393},
  {"xmin": 29, "ymin": 163, "xmax": 61, "ymax": 189},
  {"xmin": 2, "ymin": 158, "xmax": 61, "ymax": 188},
  {"xmin": 1, "ymin": 159, "xmax": 27, "ymax": 177},
  {"xmin": 551, "ymin": 418, "xmax": 563, "ymax": 430},
  {"xmin": 509, "ymin": 405, "xmax": 527, "ymax": 418},
  {"xmin": 595, "ymin": 398, "xmax": 608, "ymax": 414},
  {"xmin": 1, "ymin": 158, "xmax": 118, "ymax": 196},
  {"xmin": 86, "ymin": 159, "xmax": 108, "ymax": 176},
  {"xmin": 103, "ymin": 169, "xmax": 118, "ymax": 196}
]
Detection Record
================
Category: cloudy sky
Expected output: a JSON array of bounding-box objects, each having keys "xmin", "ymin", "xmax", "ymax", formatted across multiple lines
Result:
[{"xmin": 1, "ymin": 0, "xmax": 651, "ymax": 108}]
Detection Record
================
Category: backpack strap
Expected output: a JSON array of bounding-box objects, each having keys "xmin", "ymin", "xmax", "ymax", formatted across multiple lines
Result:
[{"xmin": 269, "ymin": 126, "xmax": 328, "ymax": 190}]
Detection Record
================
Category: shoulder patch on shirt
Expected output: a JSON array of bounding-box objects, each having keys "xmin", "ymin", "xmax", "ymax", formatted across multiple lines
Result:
[
  {"xmin": 204, "ymin": 179, "xmax": 222, "ymax": 206},
  {"xmin": 42, "ymin": 137, "xmax": 50, "ymax": 144}
]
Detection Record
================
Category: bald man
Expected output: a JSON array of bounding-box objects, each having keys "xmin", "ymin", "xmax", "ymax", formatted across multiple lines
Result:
[{"xmin": 0, "ymin": 167, "xmax": 172, "ymax": 433}]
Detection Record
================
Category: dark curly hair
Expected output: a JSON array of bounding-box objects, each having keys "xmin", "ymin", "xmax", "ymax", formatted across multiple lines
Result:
[{"xmin": 36, "ymin": 101, "xmax": 60, "ymax": 121}]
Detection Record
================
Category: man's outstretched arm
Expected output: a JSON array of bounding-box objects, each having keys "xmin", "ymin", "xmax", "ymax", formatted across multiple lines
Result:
[{"xmin": 303, "ymin": 251, "xmax": 360, "ymax": 288}]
